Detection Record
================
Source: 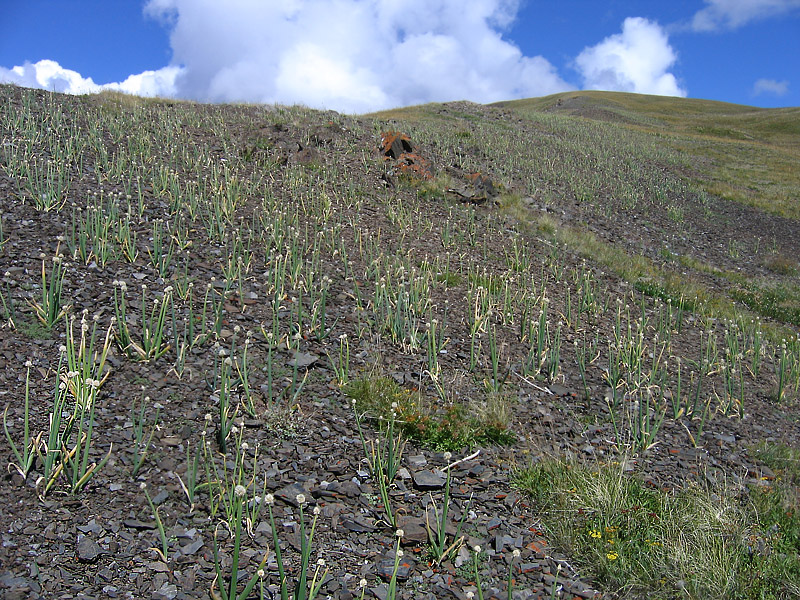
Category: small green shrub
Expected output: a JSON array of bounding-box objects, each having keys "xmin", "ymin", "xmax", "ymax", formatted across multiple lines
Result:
[{"xmin": 344, "ymin": 376, "xmax": 514, "ymax": 451}]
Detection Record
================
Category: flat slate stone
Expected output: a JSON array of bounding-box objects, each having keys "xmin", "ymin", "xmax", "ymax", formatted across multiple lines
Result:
[
  {"xmin": 76, "ymin": 536, "xmax": 103, "ymax": 562},
  {"xmin": 377, "ymin": 556, "xmax": 414, "ymax": 581},
  {"xmin": 275, "ymin": 482, "xmax": 309, "ymax": 507},
  {"xmin": 412, "ymin": 470, "xmax": 445, "ymax": 490}
]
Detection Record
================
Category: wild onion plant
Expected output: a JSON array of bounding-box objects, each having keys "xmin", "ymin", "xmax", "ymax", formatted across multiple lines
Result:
[
  {"xmin": 353, "ymin": 399, "xmax": 405, "ymax": 528},
  {"xmin": 211, "ymin": 484, "xmax": 269, "ymax": 600},
  {"xmin": 37, "ymin": 315, "xmax": 113, "ymax": 496},
  {"xmin": 327, "ymin": 333, "xmax": 350, "ymax": 386},
  {"xmin": 113, "ymin": 281, "xmax": 173, "ymax": 361},
  {"xmin": 263, "ymin": 492, "xmax": 328, "ymax": 600},
  {"xmin": 30, "ymin": 254, "xmax": 68, "ymax": 328},
  {"xmin": 140, "ymin": 482, "xmax": 169, "ymax": 562},
  {"xmin": 130, "ymin": 396, "xmax": 160, "ymax": 476},
  {"xmin": 425, "ymin": 452, "xmax": 471, "ymax": 564},
  {"xmin": 3, "ymin": 361, "xmax": 40, "ymax": 479}
]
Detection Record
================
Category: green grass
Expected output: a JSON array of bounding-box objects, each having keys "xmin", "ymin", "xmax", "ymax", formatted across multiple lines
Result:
[
  {"xmin": 16, "ymin": 317, "xmax": 53, "ymax": 340},
  {"xmin": 344, "ymin": 376, "xmax": 514, "ymax": 451},
  {"xmin": 514, "ymin": 457, "xmax": 800, "ymax": 599},
  {"xmin": 497, "ymin": 91, "xmax": 800, "ymax": 220}
]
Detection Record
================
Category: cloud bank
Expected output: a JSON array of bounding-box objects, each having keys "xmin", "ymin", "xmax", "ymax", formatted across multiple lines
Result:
[
  {"xmin": 0, "ymin": 3, "xmax": 689, "ymax": 111},
  {"xmin": 141, "ymin": 0, "xmax": 574, "ymax": 112},
  {"xmin": 753, "ymin": 78, "xmax": 789, "ymax": 95},
  {"xmin": 690, "ymin": 0, "xmax": 800, "ymax": 31},
  {"xmin": 575, "ymin": 18, "xmax": 686, "ymax": 97},
  {"xmin": 0, "ymin": 59, "xmax": 180, "ymax": 97}
]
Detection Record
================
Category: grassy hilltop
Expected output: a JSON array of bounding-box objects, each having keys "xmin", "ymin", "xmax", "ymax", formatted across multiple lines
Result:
[{"xmin": 0, "ymin": 85, "xmax": 799, "ymax": 599}]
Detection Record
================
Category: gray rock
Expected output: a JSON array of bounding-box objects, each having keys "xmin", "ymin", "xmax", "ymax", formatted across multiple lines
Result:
[
  {"xmin": 377, "ymin": 555, "xmax": 413, "ymax": 581},
  {"xmin": 407, "ymin": 454, "xmax": 427, "ymax": 468},
  {"xmin": 413, "ymin": 470, "xmax": 445, "ymax": 490},
  {"xmin": 76, "ymin": 536, "xmax": 103, "ymax": 562},
  {"xmin": 275, "ymin": 482, "xmax": 310, "ymax": 506},
  {"xmin": 152, "ymin": 582, "xmax": 178, "ymax": 600},
  {"xmin": 397, "ymin": 518, "xmax": 428, "ymax": 544},
  {"xmin": 288, "ymin": 351, "xmax": 319, "ymax": 369}
]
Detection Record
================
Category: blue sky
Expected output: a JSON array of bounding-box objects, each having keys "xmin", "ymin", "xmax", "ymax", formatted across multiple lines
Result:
[{"xmin": 1, "ymin": 1, "xmax": 798, "ymax": 113}]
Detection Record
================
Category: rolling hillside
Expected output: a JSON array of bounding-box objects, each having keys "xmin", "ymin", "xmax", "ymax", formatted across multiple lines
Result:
[{"xmin": 1, "ymin": 85, "xmax": 799, "ymax": 599}]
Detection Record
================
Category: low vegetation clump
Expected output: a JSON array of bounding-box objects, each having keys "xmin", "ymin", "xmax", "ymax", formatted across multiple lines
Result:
[
  {"xmin": 514, "ymin": 456, "xmax": 800, "ymax": 599},
  {"xmin": 344, "ymin": 376, "xmax": 515, "ymax": 451}
]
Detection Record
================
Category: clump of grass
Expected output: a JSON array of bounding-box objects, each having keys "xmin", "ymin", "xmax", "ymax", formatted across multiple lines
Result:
[
  {"xmin": 514, "ymin": 457, "xmax": 800, "ymax": 599},
  {"xmin": 763, "ymin": 254, "xmax": 799, "ymax": 277},
  {"xmin": 344, "ymin": 376, "xmax": 514, "ymax": 451},
  {"xmin": 752, "ymin": 441, "xmax": 800, "ymax": 484},
  {"xmin": 731, "ymin": 282, "xmax": 800, "ymax": 327}
]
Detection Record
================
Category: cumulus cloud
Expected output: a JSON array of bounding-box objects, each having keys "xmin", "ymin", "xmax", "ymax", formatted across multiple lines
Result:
[
  {"xmin": 753, "ymin": 78, "xmax": 789, "ymax": 95},
  {"xmin": 0, "ymin": 59, "xmax": 179, "ymax": 97},
  {"xmin": 690, "ymin": 0, "xmax": 800, "ymax": 31},
  {"xmin": 0, "ymin": 59, "xmax": 101, "ymax": 94},
  {"xmin": 142, "ymin": 0, "xmax": 572, "ymax": 113},
  {"xmin": 575, "ymin": 17, "xmax": 686, "ymax": 97}
]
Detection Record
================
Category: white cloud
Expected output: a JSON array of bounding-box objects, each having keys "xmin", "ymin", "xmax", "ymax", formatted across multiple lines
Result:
[
  {"xmin": 690, "ymin": 0, "xmax": 800, "ymax": 31},
  {"xmin": 142, "ymin": 0, "xmax": 572, "ymax": 113},
  {"xmin": 105, "ymin": 66, "xmax": 182, "ymax": 97},
  {"xmin": 753, "ymin": 78, "xmax": 789, "ymax": 95},
  {"xmin": 575, "ymin": 17, "xmax": 686, "ymax": 97},
  {"xmin": 0, "ymin": 59, "xmax": 101, "ymax": 94},
  {"xmin": 0, "ymin": 59, "xmax": 179, "ymax": 97}
]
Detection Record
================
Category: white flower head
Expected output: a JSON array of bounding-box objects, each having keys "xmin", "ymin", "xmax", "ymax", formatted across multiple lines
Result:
[
  {"xmin": 512, "ymin": 548, "xmax": 521, "ymax": 558},
  {"xmin": 265, "ymin": 493, "xmax": 275, "ymax": 505},
  {"xmin": 296, "ymin": 493, "xmax": 306, "ymax": 505},
  {"xmin": 473, "ymin": 545, "xmax": 481, "ymax": 553},
  {"xmin": 396, "ymin": 529, "xmax": 404, "ymax": 538},
  {"xmin": 313, "ymin": 506, "xmax": 321, "ymax": 516},
  {"xmin": 234, "ymin": 485, "xmax": 247, "ymax": 498}
]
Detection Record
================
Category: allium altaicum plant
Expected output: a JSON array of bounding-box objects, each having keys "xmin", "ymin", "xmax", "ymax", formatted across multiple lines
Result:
[
  {"xmin": 353, "ymin": 399, "xmax": 406, "ymax": 528},
  {"xmin": 58, "ymin": 314, "xmax": 113, "ymax": 494},
  {"xmin": 3, "ymin": 360, "xmax": 40, "ymax": 479},
  {"xmin": 211, "ymin": 484, "xmax": 268, "ymax": 600},
  {"xmin": 112, "ymin": 281, "xmax": 173, "ymax": 361},
  {"xmin": 29, "ymin": 253, "xmax": 68, "ymax": 329},
  {"xmin": 264, "ymin": 492, "xmax": 328, "ymax": 600},
  {"xmin": 33, "ymin": 313, "xmax": 113, "ymax": 497},
  {"xmin": 140, "ymin": 482, "xmax": 169, "ymax": 562},
  {"xmin": 425, "ymin": 451, "xmax": 471, "ymax": 565},
  {"xmin": 130, "ymin": 396, "xmax": 160, "ymax": 477}
]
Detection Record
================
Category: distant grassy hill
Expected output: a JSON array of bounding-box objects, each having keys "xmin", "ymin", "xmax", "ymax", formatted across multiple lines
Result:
[
  {"xmin": 371, "ymin": 91, "xmax": 800, "ymax": 335},
  {"xmin": 376, "ymin": 91, "xmax": 800, "ymax": 221}
]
